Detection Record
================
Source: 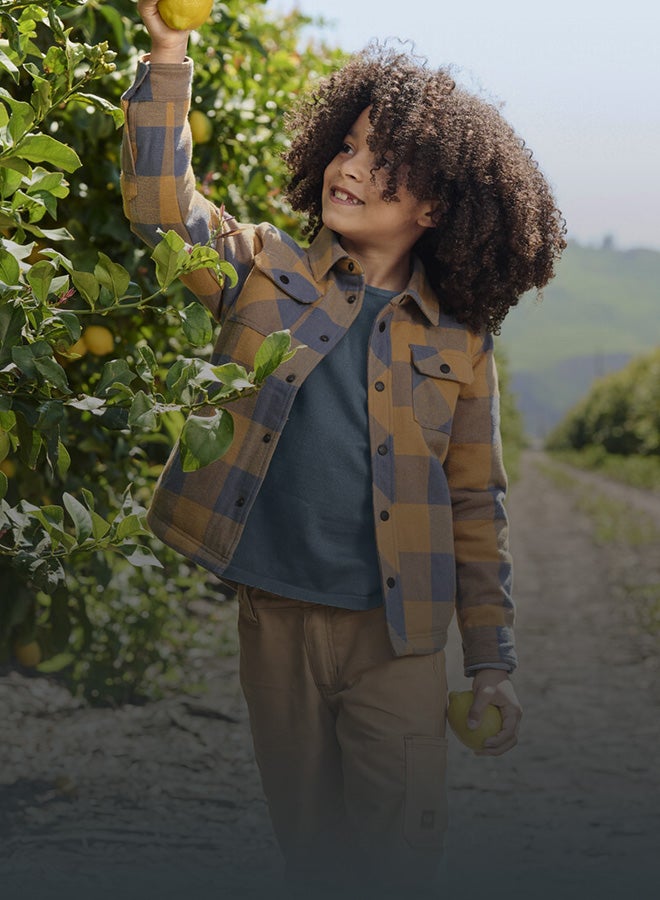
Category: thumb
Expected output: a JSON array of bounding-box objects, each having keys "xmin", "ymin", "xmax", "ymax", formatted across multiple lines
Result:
[{"xmin": 467, "ymin": 693, "xmax": 490, "ymax": 730}]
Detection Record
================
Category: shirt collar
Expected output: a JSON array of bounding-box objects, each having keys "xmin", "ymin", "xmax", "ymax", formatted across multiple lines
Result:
[
  {"xmin": 399, "ymin": 256, "xmax": 441, "ymax": 326},
  {"xmin": 308, "ymin": 227, "xmax": 440, "ymax": 326}
]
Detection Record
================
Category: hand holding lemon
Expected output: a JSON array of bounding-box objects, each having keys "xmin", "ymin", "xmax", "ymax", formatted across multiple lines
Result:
[{"xmin": 137, "ymin": 1, "xmax": 212, "ymax": 64}]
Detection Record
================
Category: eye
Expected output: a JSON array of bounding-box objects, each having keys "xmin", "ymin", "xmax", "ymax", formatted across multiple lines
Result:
[{"xmin": 339, "ymin": 141, "xmax": 354, "ymax": 155}]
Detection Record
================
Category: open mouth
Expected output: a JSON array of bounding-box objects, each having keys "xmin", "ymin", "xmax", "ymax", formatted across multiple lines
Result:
[{"xmin": 331, "ymin": 187, "xmax": 363, "ymax": 205}]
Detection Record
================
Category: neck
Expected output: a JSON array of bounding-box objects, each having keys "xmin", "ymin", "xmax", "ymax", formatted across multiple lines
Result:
[{"xmin": 340, "ymin": 240, "xmax": 412, "ymax": 292}]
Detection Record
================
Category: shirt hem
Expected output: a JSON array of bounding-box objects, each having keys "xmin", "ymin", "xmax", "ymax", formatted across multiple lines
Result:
[{"xmin": 220, "ymin": 564, "xmax": 384, "ymax": 611}]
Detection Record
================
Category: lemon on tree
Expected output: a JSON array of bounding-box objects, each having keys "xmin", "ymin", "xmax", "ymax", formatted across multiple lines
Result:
[
  {"xmin": 446, "ymin": 689, "xmax": 502, "ymax": 751},
  {"xmin": 83, "ymin": 325, "xmax": 114, "ymax": 356},
  {"xmin": 190, "ymin": 110, "xmax": 213, "ymax": 144},
  {"xmin": 157, "ymin": 0, "xmax": 213, "ymax": 30},
  {"xmin": 56, "ymin": 335, "xmax": 88, "ymax": 366},
  {"xmin": 13, "ymin": 640, "xmax": 42, "ymax": 668}
]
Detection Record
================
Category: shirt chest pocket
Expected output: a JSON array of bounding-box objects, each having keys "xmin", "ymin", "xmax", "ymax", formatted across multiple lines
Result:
[{"xmin": 410, "ymin": 344, "xmax": 474, "ymax": 433}]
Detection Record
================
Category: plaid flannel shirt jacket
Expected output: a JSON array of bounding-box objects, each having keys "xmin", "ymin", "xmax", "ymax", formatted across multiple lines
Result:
[{"xmin": 120, "ymin": 59, "xmax": 517, "ymax": 674}]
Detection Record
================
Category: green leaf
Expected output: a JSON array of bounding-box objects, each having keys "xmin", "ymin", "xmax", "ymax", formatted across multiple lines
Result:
[
  {"xmin": 135, "ymin": 344, "xmax": 157, "ymax": 383},
  {"xmin": 152, "ymin": 230, "xmax": 188, "ymax": 290},
  {"xmin": 63, "ymin": 492, "xmax": 93, "ymax": 544},
  {"xmin": 120, "ymin": 545, "xmax": 164, "ymax": 568},
  {"xmin": 26, "ymin": 259, "xmax": 56, "ymax": 302},
  {"xmin": 94, "ymin": 252, "xmax": 131, "ymax": 299},
  {"xmin": 0, "ymin": 92, "xmax": 35, "ymax": 144},
  {"xmin": 14, "ymin": 553, "xmax": 65, "ymax": 594},
  {"xmin": 71, "ymin": 92, "xmax": 124, "ymax": 128},
  {"xmin": 95, "ymin": 358, "xmax": 136, "ymax": 397},
  {"xmin": 33, "ymin": 356, "xmax": 70, "ymax": 394},
  {"xmin": 115, "ymin": 513, "xmax": 148, "ymax": 541},
  {"xmin": 0, "ymin": 302, "xmax": 26, "ymax": 366},
  {"xmin": 15, "ymin": 134, "xmax": 82, "ymax": 173},
  {"xmin": 56, "ymin": 439, "xmax": 71, "ymax": 478},
  {"xmin": 70, "ymin": 269, "xmax": 100, "ymax": 304},
  {"xmin": 253, "ymin": 330, "xmax": 295, "ymax": 383},
  {"xmin": 211, "ymin": 362, "xmax": 253, "ymax": 391},
  {"xmin": 180, "ymin": 409, "xmax": 234, "ymax": 472},
  {"xmin": 180, "ymin": 301, "xmax": 213, "ymax": 346},
  {"xmin": 0, "ymin": 470, "xmax": 7, "ymax": 500},
  {"xmin": 0, "ymin": 48, "xmax": 20, "ymax": 83},
  {"xmin": 0, "ymin": 246, "xmax": 20, "ymax": 285},
  {"xmin": 65, "ymin": 395, "xmax": 106, "ymax": 413},
  {"xmin": 90, "ymin": 510, "xmax": 111, "ymax": 541},
  {"xmin": 128, "ymin": 390, "xmax": 158, "ymax": 431},
  {"xmin": 0, "ymin": 157, "xmax": 32, "ymax": 178},
  {"xmin": 37, "ymin": 652, "xmax": 75, "ymax": 674}
]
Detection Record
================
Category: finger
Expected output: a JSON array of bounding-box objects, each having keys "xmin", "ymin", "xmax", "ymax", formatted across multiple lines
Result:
[
  {"xmin": 475, "ymin": 735, "xmax": 518, "ymax": 757},
  {"xmin": 480, "ymin": 704, "xmax": 521, "ymax": 750}
]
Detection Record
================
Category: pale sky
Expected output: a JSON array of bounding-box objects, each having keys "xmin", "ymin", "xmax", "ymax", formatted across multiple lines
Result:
[{"xmin": 271, "ymin": 0, "xmax": 660, "ymax": 251}]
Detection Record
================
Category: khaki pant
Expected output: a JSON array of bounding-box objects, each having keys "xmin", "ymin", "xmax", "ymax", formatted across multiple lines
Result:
[{"xmin": 237, "ymin": 586, "xmax": 448, "ymax": 899}]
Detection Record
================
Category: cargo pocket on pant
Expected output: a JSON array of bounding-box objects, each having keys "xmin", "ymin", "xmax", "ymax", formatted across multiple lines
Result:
[{"xmin": 403, "ymin": 735, "xmax": 448, "ymax": 848}]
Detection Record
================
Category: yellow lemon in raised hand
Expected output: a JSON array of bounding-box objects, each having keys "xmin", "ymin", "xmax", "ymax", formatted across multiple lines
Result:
[
  {"xmin": 190, "ymin": 110, "xmax": 213, "ymax": 144},
  {"xmin": 83, "ymin": 325, "xmax": 114, "ymax": 356},
  {"xmin": 447, "ymin": 690, "xmax": 502, "ymax": 750},
  {"xmin": 157, "ymin": 0, "xmax": 214, "ymax": 31}
]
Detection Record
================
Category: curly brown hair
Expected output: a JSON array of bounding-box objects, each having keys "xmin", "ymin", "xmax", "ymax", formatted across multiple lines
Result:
[{"xmin": 283, "ymin": 44, "xmax": 566, "ymax": 334}]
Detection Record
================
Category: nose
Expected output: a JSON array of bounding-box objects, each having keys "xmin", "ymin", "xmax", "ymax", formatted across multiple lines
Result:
[{"xmin": 339, "ymin": 150, "xmax": 364, "ymax": 181}]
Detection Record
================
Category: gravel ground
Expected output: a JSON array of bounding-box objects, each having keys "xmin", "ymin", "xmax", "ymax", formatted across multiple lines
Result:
[{"xmin": 1, "ymin": 451, "xmax": 659, "ymax": 900}]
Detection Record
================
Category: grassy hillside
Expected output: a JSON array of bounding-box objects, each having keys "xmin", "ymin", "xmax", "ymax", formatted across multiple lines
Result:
[{"xmin": 498, "ymin": 241, "xmax": 660, "ymax": 437}]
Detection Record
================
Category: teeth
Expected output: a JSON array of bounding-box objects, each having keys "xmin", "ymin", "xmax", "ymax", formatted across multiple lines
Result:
[{"xmin": 334, "ymin": 189, "xmax": 360, "ymax": 204}]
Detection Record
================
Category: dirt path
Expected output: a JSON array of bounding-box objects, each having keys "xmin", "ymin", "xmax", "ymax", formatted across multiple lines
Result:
[{"xmin": 2, "ymin": 452, "xmax": 659, "ymax": 900}]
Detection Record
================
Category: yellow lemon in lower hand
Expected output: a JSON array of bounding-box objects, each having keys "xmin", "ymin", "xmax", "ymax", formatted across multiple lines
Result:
[
  {"xmin": 447, "ymin": 690, "xmax": 502, "ymax": 750},
  {"xmin": 190, "ymin": 110, "xmax": 213, "ymax": 144},
  {"xmin": 157, "ymin": 0, "xmax": 213, "ymax": 31},
  {"xmin": 83, "ymin": 325, "xmax": 114, "ymax": 356}
]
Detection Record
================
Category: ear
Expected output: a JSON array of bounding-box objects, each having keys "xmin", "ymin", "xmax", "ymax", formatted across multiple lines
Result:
[{"xmin": 416, "ymin": 201, "xmax": 439, "ymax": 230}]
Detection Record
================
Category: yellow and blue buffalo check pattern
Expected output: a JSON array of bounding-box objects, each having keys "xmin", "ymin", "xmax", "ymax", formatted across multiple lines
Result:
[{"xmin": 120, "ymin": 60, "xmax": 516, "ymax": 673}]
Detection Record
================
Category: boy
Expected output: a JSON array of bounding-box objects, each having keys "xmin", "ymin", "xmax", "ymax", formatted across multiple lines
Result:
[{"xmin": 121, "ymin": 2, "xmax": 565, "ymax": 896}]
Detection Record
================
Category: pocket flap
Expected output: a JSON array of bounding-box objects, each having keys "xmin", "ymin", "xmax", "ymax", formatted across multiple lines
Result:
[{"xmin": 410, "ymin": 345, "xmax": 474, "ymax": 385}]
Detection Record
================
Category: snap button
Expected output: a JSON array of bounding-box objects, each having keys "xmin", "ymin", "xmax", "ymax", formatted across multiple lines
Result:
[
  {"xmin": 380, "ymin": 510, "xmax": 390, "ymax": 521},
  {"xmin": 348, "ymin": 261, "xmax": 355, "ymax": 272},
  {"xmin": 320, "ymin": 335, "xmax": 329, "ymax": 342},
  {"xmin": 386, "ymin": 577, "xmax": 396, "ymax": 589},
  {"xmin": 439, "ymin": 363, "xmax": 451, "ymax": 374},
  {"xmin": 236, "ymin": 497, "xmax": 245, "ymax": 507},
  {"xmin": 375, "ymin": 381, "xmax": 385, "ymax": 392},
  {"xmin": 347, "ymin": 294, "xmax": 357, "ymax": 304},
  {"xmin": 263, "ymin": 433, "xmax": 272, "ymax": 443},
  {"xmin": 286, "ymin": 373, "xmax": 296, "ymax": 383},
  {"xmin": 378, "ymin": 444, "xmax": 388, "ymax": 456},
  {"xmin": 378, "ymin": 321, "xmax": 386, "ymax": 332},
  {"xmin": 279, "ymin": 274, "xmax": 290, "ymax": 284}
]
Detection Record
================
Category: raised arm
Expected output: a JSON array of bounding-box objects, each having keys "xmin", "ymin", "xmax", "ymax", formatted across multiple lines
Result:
[{"xmin": 120, "ymin": 1, "xmax": 230, "ymax": 317}]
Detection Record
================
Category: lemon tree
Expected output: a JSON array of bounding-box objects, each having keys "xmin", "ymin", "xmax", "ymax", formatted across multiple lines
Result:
[{"xmin": 0, "ymin": 0, "xmax": 339, "ymax": 703}]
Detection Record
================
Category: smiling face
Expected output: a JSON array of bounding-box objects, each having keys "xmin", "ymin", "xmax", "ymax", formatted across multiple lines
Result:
[{"xmin": 321, "ymin": 107, "xmax": 436, "ymax": 265}]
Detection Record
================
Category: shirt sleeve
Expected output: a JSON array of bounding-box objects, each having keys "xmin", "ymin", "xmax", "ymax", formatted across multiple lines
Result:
[
  {"xmin": 119, "ymin": 58, "xmax": 262, "ymax": 321},
  {"xmin": 445, "ymin": 333, "xmax": 518, "ymax": 676}
]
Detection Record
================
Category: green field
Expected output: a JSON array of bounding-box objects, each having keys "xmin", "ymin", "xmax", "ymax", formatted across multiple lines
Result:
[{"xmin": 498, "ymin": 241, "xmax": 660, "ymax": 436}]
